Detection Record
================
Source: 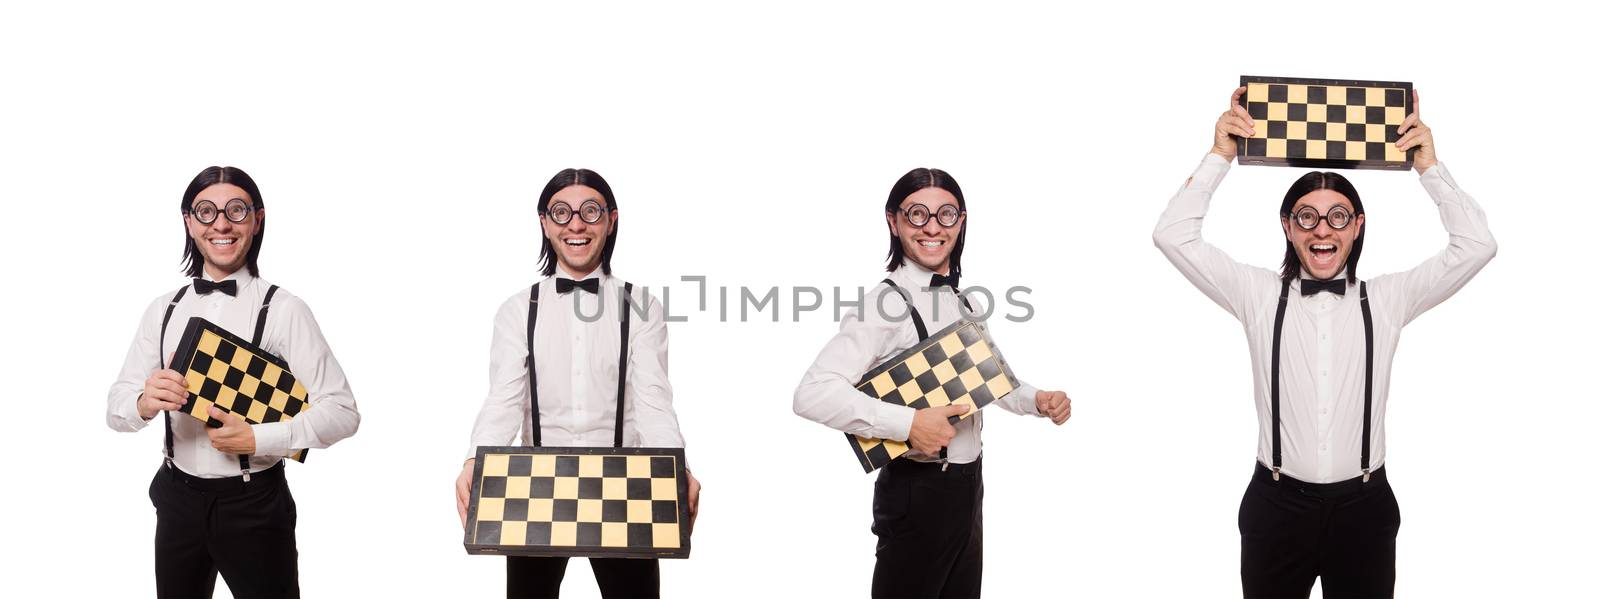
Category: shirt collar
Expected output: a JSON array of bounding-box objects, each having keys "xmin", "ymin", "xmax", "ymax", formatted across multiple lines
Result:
[
  {"xmin": 893, "ymin": 261, "xmax": 948, "ymax": 289},
  {"xmin": 1292, "ymin": 268, "xmax": 1351, "ymax": 294},
  {"xmin": 554, "ymin": 265, "xmax": 607, "ymax": 284},
  {"xmin": 201, "ymin": 267, "xmax": 255, "ymax": 286}
]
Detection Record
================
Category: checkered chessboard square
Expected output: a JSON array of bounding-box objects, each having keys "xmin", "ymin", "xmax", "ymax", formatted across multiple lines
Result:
[
  {"xmin": 1237, "ymin": 75, "xmax": 1414, "ymax": 170},
  {"xmin": 846, "ymin": 319, "xmax": 1018, "ymax": 473},
  {"xmin": 464, "ymin": 447, "xmax": 691, "ymax": 559},
  {"xmin": 171, "ymin": 317, "xmax": 310, "ymax": 462}
]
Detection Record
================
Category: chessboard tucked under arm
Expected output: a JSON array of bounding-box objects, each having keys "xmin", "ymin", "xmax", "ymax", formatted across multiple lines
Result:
[
  {"xmin": 1236, "ymin": 75, "xmax": 1414, "ymax": 171},
  {"xmin": 464, "ymin": 446, "xmax": 691, "ymax": 559},
  {"xmin": 169, "ymin": 317, "xmax": 310, "ymax": 462},
  {"xmin": 845, "ymin": 319, "xmax": 1019, "ymax": 473}
]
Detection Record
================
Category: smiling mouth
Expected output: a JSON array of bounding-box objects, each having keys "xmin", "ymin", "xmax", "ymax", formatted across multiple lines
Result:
[
  {"xmin": 208, "ymin": 238, "xmax": 237, "ymax": 247},
  {"xmin": 918, "ymin": 240, "xmax": 944, "ymax": 249},
  {"xmin": 563, "ymin": 238, "xmax": 591, "ymax": 247},
  {"xmin": 1309, "ymin": 243, "xmax": 1337, "ymax": 262}
]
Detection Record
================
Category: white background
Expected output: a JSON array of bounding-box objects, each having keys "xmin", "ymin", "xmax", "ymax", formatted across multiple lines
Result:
[{"xmin": 2, "ymin": 1, "xmax": 1594, "ymax": 597}]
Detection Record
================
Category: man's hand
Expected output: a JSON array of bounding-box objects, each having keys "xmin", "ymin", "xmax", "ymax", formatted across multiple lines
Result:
[
  {"xmin": 457, "ymin": 458, "xmax": 475, "ymax": 528},
  {"xmin": 207, "ymin": 407, "xmax": 255, "ymax": 454},
  {"xmin": 1396, "ymin": 90, "xmax": 1436, "ymax": 173},
  {"xmin": 1211, "ymin": 86, "xmax": 1256, "ymax": 162},
  {"xmin": 1035, "ymin": 390, "xmax": 1072, "ymax": 425},
  {"xmin": 686, "ymin": 470, "xmax": 701, "ymax": 534},
  {"xmin": 138, "ymin": 369, "xmax": 189, "ymax": 420},
  {"xmin": 909, "ymin": 404, "xmax": 969, "ymax": 454}
]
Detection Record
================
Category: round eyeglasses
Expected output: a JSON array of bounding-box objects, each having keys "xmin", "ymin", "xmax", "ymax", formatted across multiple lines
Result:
[
  {"xmin": 544, "ymin": 200, "xmax": 610, "ymax": 226},
  {"xmin": 1291, "ymin": 205, "xmax": 1354, "ymax": 231},
  {"xmin": 897, "ymin": 203, "xmax": 963, "ymax": 228},
  {"xmin": 186, "ymin": 198, "xmax": 255, "ymax": 225}
]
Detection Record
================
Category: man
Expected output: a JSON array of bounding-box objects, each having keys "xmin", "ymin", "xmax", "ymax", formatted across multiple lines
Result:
[
  {"xmin": 106, "ymin": 166, "xmax": 361, "ymax": 598},
  {"xmin": 793, "ymin": 167, "xmax": 1073, "ymax": 599},
  {"xmin": 1153, "ymin": 88, "xmax": 1497, "ymax": 598},
  {"xmin": 456, "ymin": 168, "xmax": 701, "ymax": 599}
]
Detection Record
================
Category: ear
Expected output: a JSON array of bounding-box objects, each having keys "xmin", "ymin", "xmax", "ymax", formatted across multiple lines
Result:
[
  {"xmin": 1280, "ymin": 216, "xmax": 1291, "ymax": 238},
  {"xmin": 885, "ymin": 212, "xmax": 897, "ymax": 237},
  {"xmin": 609, "ymin": 209, "xmax": 619, "ymax": 230},
  {"xmin": 253, "ymin": 208, "xmax": 266, "ymax": 235},
  {"xmin": 1352, "ymin": 213, "xmax": 1365, "ymax": 238}
]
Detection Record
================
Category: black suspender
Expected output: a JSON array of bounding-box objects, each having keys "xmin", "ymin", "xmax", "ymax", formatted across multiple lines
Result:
[
  {"xmin": 882, "ymin": 278, "xmax": 974, "ymax": 465},
  {"xmin": 1269, "ymin": 280, "xmax": 1289, "ymax": 479},
  {"xmin": 1359, "ymin": 282, "xmax": 1374, "ymax": 482},
  {"xmin": 615, "ymin": 283, "xmax": 634, "ymax": 448},
  {"xmin": 158, "ymin": 282, "xmax": 279, "ymax": 481},
  {"xmin": 526, "ymin": 281, "xmax": 634, "ymax": 449},
  {"xmin": 882, "ymin": 279, "xmax": 929, "ymax": 341},
  {"xmin": 158, "ymin": 287, "xmax": 189, "ymax": 467},
  {"xmin": 526, "ymin": 283, "xmax": 542, "ymax": 447},
  {"xmin": 1268, "ymin": 279, "xmax": 1375, "ymax": 483}
]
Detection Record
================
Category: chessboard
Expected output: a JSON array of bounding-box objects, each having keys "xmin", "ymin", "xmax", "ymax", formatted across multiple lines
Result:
[
  {"xmin": 1236, "ymin": 75, "xmax": 1414, "ymax": 170},
  {"xmin": 169, "ymin": 317, "xmax": 309, "ymax": 462},
  {"xmin": 846, "ymin": 319, "xmax": 1019, "ymax": 472},
  {"xmin": 464, "ymin": 446, "xmax": 691, "ymax": 559}
]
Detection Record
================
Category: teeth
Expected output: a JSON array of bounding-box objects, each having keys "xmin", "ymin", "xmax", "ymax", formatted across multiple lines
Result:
[
  {"xmin": 1311, "ymin": 244, "xmax": 1334, "ymax": 251},
  {"xmin": 210, "ymin": 238, "xmax": 235, "ymax": 246},
  {"xmin": 919, "ymin": 240, "xmax": 943, "ymax": 247},
  {"xmin": 564, "ymin": 238, "xmax": 589, "ymax": 246}
]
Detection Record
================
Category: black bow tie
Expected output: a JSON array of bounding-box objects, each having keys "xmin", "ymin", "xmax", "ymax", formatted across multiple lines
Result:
[
  {"xmin": 1300, "ymin": 278, "xmax": 1347, "ymax": 296},
  {"xmin": 192, "ymin": 278, "xmax": 238, "ymax": 297},
  {"xmin": 556, "ymin": 278, "xmax": 600, "ymax": 295},
  {"xmin": 929, "ymin": 272, "xmax": 960, "ymax": 290}
]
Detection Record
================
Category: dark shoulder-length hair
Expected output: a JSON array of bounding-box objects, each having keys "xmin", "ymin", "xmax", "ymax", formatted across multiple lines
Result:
[
  {"xmin": 180, "ymin": 166, "xmax": 265, "ymax": 278},
  {"xmin": 884, "ymin": 168, "xmax": 967, "ymax": 278},
  {"xmin": 536, "ymin": 168, "xmax": 619, "ymax": 277},
  {"xmin": 1279, "ymin": 171, "xmax": 1365, "ymax": 283}
]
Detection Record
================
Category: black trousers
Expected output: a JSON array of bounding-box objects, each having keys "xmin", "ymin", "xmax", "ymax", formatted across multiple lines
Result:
[
  {"xmin": 506, "ymin": 556, "xmax": 660, "ymax": 599},
  {"xmin": 1239, "ymin": 463, "xmax": 1400, "ymax": 599},
  {"xmin": 148, "ymin": 462, "xmax": 299, "ymax": 599},
  {"xmin": 871, "ymin": 457, "xmax": 984, "ymax": 599}
]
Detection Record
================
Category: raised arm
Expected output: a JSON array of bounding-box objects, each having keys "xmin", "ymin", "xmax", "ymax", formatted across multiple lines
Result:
[
  {"xmin": 1372, "ymin": 91, "xmax": 1498, "ymax": 324},
  {"xmin": 1152, "ymin": 87, "xmax": 1276, "ymax": 319}
]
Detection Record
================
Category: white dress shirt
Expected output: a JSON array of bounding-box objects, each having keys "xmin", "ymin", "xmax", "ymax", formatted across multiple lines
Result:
[
  {"xmin": 1154, "ymin": 153, "xmax": 1497, "ymax": 482},
  {"xmin": 467, "ymin": 268, "xmax": 686, "ymax": 455},
  {"xmin": 793, "ymin": 261, "xmax": 1044, "ymax": 465},
  {"xmin": 106, "ymin": 269, "xmax": 361, "ymax": 478}
]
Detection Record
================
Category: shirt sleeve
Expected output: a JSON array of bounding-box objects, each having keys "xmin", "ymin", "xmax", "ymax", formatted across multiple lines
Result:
[
  {"xmin": 466, "ymin": 291, "xmax": 532, "ymax": 458},
  {"xmin": 1153, "ymin": 152, "xmax": 1278, "ymax": 320},
  {"xmin": 792, "ymin": 285, "xmax": 918, "ymax": 441},
  {"xmin": 251, "ymin": 294, "xmax": 361, "ymax": 457},
  {"xmin": 626, "ymin": 289, "xmax": 686, "ymax": 448},
  {"xmin": 1368, "ymin": 162, "xmax": 1498, "ymax": 325},
  {"xmin": 106, "ymin": 294, "xmax": 168, "ymax": 432},
  {"xmin": 994, "ymin": 380, "xmax": 1043, "ymax": 417}
]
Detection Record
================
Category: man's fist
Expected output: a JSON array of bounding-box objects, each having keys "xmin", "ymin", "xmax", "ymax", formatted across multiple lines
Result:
[
  {"xmin": 909, "ymin": 404, "xmax": 969, "ymax": 454},
  {"xmin": 1035, "ymin": 390, "xmax": 1072, "ymax": 425}
]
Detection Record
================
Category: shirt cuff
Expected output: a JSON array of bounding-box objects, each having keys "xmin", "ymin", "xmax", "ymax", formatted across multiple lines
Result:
[
  {"xmin": 877, "ymin": 401, "xmax": 916, "ymax": 442},
  {"xmin": 121, "ymin": 394, "xmax": 152, "ymax": 430},
  {"xmin": 253, "ymin": 422, "xmax": 292, "ymax": 457},
  {"xmin": 1014, "ymin": 382, "xmax": 1044, "ymax": 417},
  {"xmin": 1188, "ymin": 152, "xmax": 1232, "ymax": 192}
]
